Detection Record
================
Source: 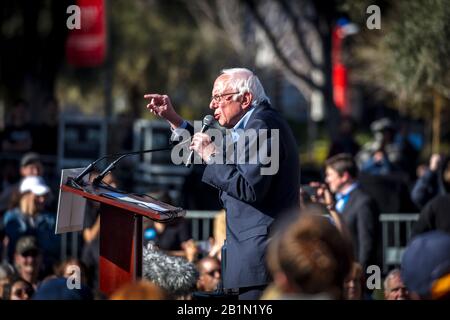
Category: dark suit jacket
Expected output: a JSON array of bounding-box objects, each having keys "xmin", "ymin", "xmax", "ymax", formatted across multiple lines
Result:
[
  {"xmin": 413, "ymin": 194, "xmax": 450, "ymax": 237},
  {"xmin": 341, "ymin": 187, "xmax": 380, "ymax": 270},
  {"xmin": 189, "ymin": 102, "xmax": 300, "ymax": 289}
]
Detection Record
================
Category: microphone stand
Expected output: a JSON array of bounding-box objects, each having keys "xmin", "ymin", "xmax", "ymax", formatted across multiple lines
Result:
[{"xmin": 92, "ymin": 146, "xmax": 173, "ymax": 186}]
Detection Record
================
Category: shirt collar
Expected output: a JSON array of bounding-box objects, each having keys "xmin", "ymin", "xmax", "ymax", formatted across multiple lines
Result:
[
  {"xmin": 336, "ymin": 182, "xmax": 358, "ymax": 199},
  {"xmin": 231, "ymin": 106, "xmax": 256, "ymax": 142}
]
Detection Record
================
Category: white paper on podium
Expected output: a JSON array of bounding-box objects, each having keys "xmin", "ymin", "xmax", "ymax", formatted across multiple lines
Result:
[
  {"xmin": 100, "ymin": 191, "xmax": 169, "ymax": 212},
  {"xmin": 55, "ymin": 168, "xmax": 88, "ymax": 234}
]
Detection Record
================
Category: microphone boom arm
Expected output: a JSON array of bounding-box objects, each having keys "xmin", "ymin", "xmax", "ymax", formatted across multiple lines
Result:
[{"xmin": 92, "ymin": 146, "xmax": 172, "ymax": 186}]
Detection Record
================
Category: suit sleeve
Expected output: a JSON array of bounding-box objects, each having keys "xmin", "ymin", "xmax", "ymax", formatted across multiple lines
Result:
[
  {"xmin": 411, "ymin": 170, "xmax": 438, "ymax": 209},
  {"xmin": 201, "ymin": 119, "xmax": 275, "ymax": 204},
  {"xmin": 412, "ymin": 198, "xmax": 435, "ymax": 237},
  {"xmin": 356, "ymin": 199, "xmax": 378, "ymax": 268}
]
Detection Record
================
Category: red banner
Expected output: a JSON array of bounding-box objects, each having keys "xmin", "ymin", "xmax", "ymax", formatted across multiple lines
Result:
[
  {"xmin": 66, "ymin": 0, "xmax": 106, "ymax": 67},
  {"xmin": 332, "ymin": 63, "xmax": 348, "ymax": 112},
  {"xmin": 332, "ymin": 26, "xmax": 348, "ymax": 113}
]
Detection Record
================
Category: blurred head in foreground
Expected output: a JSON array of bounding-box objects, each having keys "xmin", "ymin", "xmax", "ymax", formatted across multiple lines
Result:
[
  {"xmin": 110, "ymin": 280, "xmax": 168, "ymax": 300},
  {"xmin": 401, "ymin": 231, "xmax": 450, "ymax": 300},
  {"xmin": 267, "ymin": 213, "xmax": 352, "ymax": 299}
]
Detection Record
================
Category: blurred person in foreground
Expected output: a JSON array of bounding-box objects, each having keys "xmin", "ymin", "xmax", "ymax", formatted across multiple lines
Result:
[
  {"xmin": 262, "ymin": 213, "xmax": 352, "ymax": 300},
  {"xmin": 383, "ymin": 268, "xmax": 411, "ymax": 300},
  {"xmin": 32, "ymin": 277, "xmax": 93, "ymax": 300},
  {"xmin": 110, "ymin": 280, "xmax": 168, "ymax": 300},
  {"xmin": 300, "ymin": 187, "xmax": 364, "ymax": 300},
  {"xmin": 145, "ymin": 68, "xmax": 300, "ymax": 299},
  {"xmin": 401, "ymin": 231, "xmax": 450, "ymax": 300}
]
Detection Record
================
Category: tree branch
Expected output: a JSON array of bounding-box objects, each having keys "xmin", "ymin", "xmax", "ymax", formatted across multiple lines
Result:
[{"xmin": 243, "ymin": 0, "xmax": 322, "ymax": 91}]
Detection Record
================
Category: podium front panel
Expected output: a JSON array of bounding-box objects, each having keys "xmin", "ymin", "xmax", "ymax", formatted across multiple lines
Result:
[{"xmin": 99, "ymin": 204, "xmax": 140, "ymax": 296}]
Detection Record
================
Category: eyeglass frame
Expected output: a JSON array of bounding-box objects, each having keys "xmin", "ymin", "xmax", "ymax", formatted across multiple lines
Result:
[
  {"xmin": 211, "ymin": 91, "xmax": 240, "ymax": 103},
  {"xmin": 204, "ymin": 268, "xmax": 221, "ymax": 277}
]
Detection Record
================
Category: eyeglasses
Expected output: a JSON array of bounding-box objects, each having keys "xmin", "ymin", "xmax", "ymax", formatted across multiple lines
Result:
[
  {"xmin": 211, "ymin": 91, "xmax": 240, "ymax": 103},
  {"xmin": 205, "ymin": 269, "xmax": 221, "ymax": 277},
  {"xmin": 21, "ymin": 249, "xmax": 39, "ymax": 257},
  {"xmin": 13, "ymin": 287, "xmax": 34, "ymax": 297}
]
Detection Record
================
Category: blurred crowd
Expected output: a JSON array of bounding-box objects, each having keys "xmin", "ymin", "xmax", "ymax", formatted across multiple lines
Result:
[{"xmin": 1, "ymin": 99, "xmax": 450, "ymax": 300}]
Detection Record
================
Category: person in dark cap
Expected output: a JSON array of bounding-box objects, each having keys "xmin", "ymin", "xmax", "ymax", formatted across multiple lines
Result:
[
  {"xmin": 357, "ymin": 118, "xmax": 398, "ymax": 175},
  {"xmin": 401, "ymin": 231, "xmax": 450, "ymax": 300},
  {"xmin": 32, "ymin": 277, "xmax": 93, "ymax": 300},
  {"xmin": 357, "ymin": 117, "xmax": 417, "ymax": 178},
  {"xmin": 20, "ymin": 152, "xmax": 43, "ymax": 174},
  {"xmin": 13, "ymin": 236, "xmax": 42, "ymax": 288}
]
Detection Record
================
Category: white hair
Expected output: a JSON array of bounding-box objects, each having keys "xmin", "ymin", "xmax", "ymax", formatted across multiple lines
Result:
[
  {"xmin": 384, "ymin": 268, "xmax": 402, "ymax": 292},
  {"xmin": 220, "ymin": 68, "xmax": 270, "ymax": 106}
]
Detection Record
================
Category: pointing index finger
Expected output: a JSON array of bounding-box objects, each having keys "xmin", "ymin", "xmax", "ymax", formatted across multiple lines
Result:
[{"xmin": 144, "ymin": 94, "xmax": 161, "ymax": 100}]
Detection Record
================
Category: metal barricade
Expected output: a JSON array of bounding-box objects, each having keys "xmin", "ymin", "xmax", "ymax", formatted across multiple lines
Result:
[
  {"xmin": 59, "ymin": 211, "xmax": 420, "ymax": 271},
  {"xmin": 185, "ymin": 210, "xmax": 220, "ymax": 241},
  {"xmin": 59, "ymin": 210, "xmax": 220, "ymax": 260},
  {"xmin": 379, "ymin": 213, "xmax": 419, "ymax": 273}
]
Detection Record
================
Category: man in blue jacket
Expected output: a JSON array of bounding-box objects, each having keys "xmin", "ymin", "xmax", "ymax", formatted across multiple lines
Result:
[{"xmin": 144, "ymin": 68, "xmax": 300, "ymax": 299}]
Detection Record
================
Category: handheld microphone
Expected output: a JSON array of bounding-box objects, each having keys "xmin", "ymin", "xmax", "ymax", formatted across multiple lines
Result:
[{"xmin": 185, "ymin": 115, "xmax": 215, "ymax": 167}]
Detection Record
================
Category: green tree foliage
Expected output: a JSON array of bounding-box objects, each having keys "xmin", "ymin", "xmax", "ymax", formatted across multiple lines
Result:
[
  {"xmin": 385, "ymin": 0, "xmax": 450, "ymax": 102},
  {"xmin": 343, "ymin": 0, "xmax": 450, "ymax": 117}
]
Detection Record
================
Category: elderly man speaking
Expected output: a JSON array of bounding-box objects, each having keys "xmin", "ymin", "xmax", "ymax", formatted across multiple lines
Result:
[{"xmin": 144, "ymin": 68, "xmax": 299, "ymax": 299}]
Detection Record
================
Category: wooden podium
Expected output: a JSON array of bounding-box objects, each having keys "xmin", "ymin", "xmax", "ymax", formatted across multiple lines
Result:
[{"xmin": 60, "ymin": 181, "xmax": 184, "ymax": 296}]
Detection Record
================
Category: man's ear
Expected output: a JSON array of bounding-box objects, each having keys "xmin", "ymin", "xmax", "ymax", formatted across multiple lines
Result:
[
  {"xmin": 342, "ymin": 171, "xmax": 351, "ymax": 183},
  {"xmin": 241, "ymin": 92, "xmax": 253, "ymax": 110},
  {"xmin": 274, "ymin": 271, "xmax": 292, "ymax": 292}
]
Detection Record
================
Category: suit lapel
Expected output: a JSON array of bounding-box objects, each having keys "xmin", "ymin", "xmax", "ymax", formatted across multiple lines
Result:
[{"xmin": 342, "ymin": 188, "xmax": 358, "ymax": 216}]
